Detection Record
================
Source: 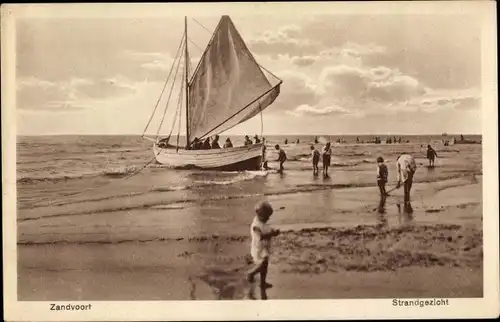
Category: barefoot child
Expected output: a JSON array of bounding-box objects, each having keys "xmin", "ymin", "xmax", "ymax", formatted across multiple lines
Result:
[
  {"xmin": 322, "ymin": 142, "xmax": 332, "ymax": 178},
  {"xmin": 376, "ymin": 157, "xmax": 389, "ymax": 197},
  {"xmin": 247, "ymin": 201, "xmax": 280, "ymax": 290},
  {"xmin": 311, "ymin": 145, "xmax": 320, "ymax": 175},
  {"xmin": 426, "ymin": 144, "xmax": 438, "ymax": 167}
]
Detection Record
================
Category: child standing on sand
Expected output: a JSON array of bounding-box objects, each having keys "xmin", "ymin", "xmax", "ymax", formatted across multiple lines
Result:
[
  {"xmin": 426, "ymin": 144, "xmax": 438, "ymax": 167},
  {"xmin": 311, "ymin": 145, "xmax": 320, "ymax": 176},
  {"xmin": 247, "ymin": 201, "xmax": 280, "ymax": 291},
  {"xmin": 376, "ymin": 157, "xmax": 389, "ymax": 197}
]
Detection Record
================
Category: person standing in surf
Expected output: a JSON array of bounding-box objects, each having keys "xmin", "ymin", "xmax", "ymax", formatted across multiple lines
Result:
[
  {"xmin": 261, "ymin": 138, "xmax": 270, "ymax": 170},
  {"xmin": 275, "ymin": 144, "xmax": 287, "ymax": 173},
  {"xmin": 396, "ymin": 153, "xmax": 417, "ymax": 210},
  {"xmin": 376, "ymin": 157, "xmax": 389, "ymax": 197},
  {"xmin": 322, "ymin": 142, "xmax": 332, "ymax": 178},
  {"xmin": 426, "ymin": 144, "xmax": 438, "ymax": 167},
  {"xmin": 311, "ymin": 145, "xmax": 320, "ymax": 176},
  {"xmin": 247, "ymin": 201, "xmax": 280, "ymax": 294}
]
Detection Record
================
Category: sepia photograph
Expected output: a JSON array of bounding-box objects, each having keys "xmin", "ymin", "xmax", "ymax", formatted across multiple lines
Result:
[{"xmin": 2, "ymin": 2, "xmax": 498, "ymax": 321}]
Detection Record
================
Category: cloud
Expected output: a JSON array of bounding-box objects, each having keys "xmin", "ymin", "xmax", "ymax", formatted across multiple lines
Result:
[
  {"xmin": 287, "ymin": 103, "xmax": 350, "ymax": 117},
  {"xmin": 16, "ymin": 75, "xmax": 139, "ymax": 111},
  {"xmin": 271, "ymin": 70, "xmax": 320, "ymax": 111},
  {"xmin": 248, "ymin": 25, "xmax": 319, "ymax": 56},
  {"xmin": 291, "ymin": 56, "xmax": 317, "ymax": 67},
  {"xmin": 319, "ymin": 65, "xmax": 425, "ymax": 103},
  {"xmin": 407, "ymin": 89, "xmax": 481, "ymax": 112}
]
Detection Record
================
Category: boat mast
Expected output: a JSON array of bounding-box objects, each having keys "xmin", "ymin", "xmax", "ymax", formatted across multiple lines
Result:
[{"xmin": 184, "ymin": 16, "xmax": 190, "ymax": 147}]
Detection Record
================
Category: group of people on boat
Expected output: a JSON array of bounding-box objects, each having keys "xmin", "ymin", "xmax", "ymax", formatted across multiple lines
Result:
[
  {"xmin": 188, "ymin": 136, "xmax": 223, "ymax": 150},
  {"xmin": 245, "ymin": 135, "xmax": 262, "ymax": 145},
  {"xmin": 186, "ymin": 134, "xmax": 264, "ymax": 150}
]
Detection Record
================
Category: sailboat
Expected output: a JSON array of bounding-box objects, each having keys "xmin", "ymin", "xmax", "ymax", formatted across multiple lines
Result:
[{"xmin": 142, "ymin": 16, "xmax": 283, "ymax": 171}]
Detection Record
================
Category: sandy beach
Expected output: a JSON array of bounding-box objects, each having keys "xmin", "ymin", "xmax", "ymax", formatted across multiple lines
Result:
[{"xmin": 17, "ymin": 136, "xmax": 483, "ymax": 300}]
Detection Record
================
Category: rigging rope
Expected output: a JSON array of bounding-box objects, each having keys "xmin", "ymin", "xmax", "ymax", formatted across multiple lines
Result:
[
  {"xmin": 259, "ymin": 102, "xmax": 264, "ymax": 138},
  {"xmin": 192, "ymin": 18, "xmax": 213, "ymax": 33},
  {"xmin": 167, "ymin": 67, "xmax": 185, "ymax": 141},
  {"xmin": 176, "ymin": 72, "xmax": 184, "ymax": 150},
  {"xmin": 155, "ymin": 39, "xmax": 185, "ymax": 139},
  {"xmin": 142, "ymin": 32, "xmax": 185, "ymax": 137},
  {"xmin": 188, "ymin": 37, "xmax": 203, "ymax": 51}
]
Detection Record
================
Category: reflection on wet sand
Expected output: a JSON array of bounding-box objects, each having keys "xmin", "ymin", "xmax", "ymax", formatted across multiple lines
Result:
[
  {"xmin": 397, "ymin": 202, "xmax": 414, "ymax": 225},
  {"xmin": 247, "ymin": 283, "xmax": 269, "ymax": 300},
  {"xmin": 190, "ymin": 267, "xmax": 270, "ymax": 300},
  {"xmin": 376, "ymin": 195, "xmax": 388, "ymax": 228}
]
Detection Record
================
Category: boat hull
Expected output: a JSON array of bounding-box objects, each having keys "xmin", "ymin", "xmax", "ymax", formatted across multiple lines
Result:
[{"xmin": 153, "ymin": 143, "xmax": 264, "ymax": 171}]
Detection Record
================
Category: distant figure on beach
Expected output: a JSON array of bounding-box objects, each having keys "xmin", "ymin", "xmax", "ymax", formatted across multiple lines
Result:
[
  {"xmin": 223, "ymin": 138, "xmax": 233, "ymax": 148},
  {"xmin": 321, "ymin": 142, "xmax": 332, "ymax": 178},
  {"xmin": 296, "ymin": 138, "xmax": 300, "ymax": 144},
  {"xmin": 202, "ymin": 137, "xmax": 211, "ymax": 150},
  {"xmin": 398, "ymin": 137, "xmax": 402, "ymax": 144},
  {"xmin": 356, "ymin": 137, "xmax": 360, "ymax": 143},
  {"xmin": 314, "ymin": 136, "xmax": 319, "ymax": 144},
  {"xmin": 211, "ymin": 135, "xmax": 221, "ymax": 149},
  {"xmin": 376, "ymin": 157, "xmax": 389, "ymax": 197},
  {"xmin": 275, "ymin": 144, "xmax": 287, "ymax": 173},
  {"xmin": 244, "ymin": 135, "xmax": 253, "ymax": 146},
  {"xmin": 284, "ymin": 138, "xmax": 288, "ymax": 145},
  {"xmin": 254, "ymin": 135, "xmax": 261, "ymax": 144},
  {"xmin": 396, "ymin": 154, "xmax": 417, "ymax": 209},
  {"xmin": 426, "ymin": 144, "xmax": 438, "ymax": 167},
  {"xmin": 460, "ymin": 134, "xmax": 465, "ymax": 141},
  {"xmin": 246, "ymin": 201, "xmax": 280, "ymax": 296},
  {"xmin": 311, "ymin": 145, "xmax": 320, "ymax": 176}
]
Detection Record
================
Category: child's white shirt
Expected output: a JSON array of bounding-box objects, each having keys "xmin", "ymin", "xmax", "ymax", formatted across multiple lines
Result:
[{"xmin": 250, "ymin": 216, "xmax": 272, "ymax": 263}]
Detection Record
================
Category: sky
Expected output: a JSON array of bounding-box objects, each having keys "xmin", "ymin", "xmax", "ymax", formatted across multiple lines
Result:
[{"xmin": 15, "ymin": 8, "xmax": 483, "ymax": 136}]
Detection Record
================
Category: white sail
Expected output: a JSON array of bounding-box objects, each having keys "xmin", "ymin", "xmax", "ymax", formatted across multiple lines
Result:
[{"xmin": 187, "ymin": 16, "xmax": 281, "ymax": 141}]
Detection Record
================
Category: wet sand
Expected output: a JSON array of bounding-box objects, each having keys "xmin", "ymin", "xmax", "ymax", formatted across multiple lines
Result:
[{"xmin": 18, "ymin": 176, "xmax": 482, "ymax": 300}]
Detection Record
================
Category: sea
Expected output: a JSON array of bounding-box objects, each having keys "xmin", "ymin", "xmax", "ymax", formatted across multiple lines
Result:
[{"xmin": 17, "ymin": 134, "xmax": 481, "ymax": 204}]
